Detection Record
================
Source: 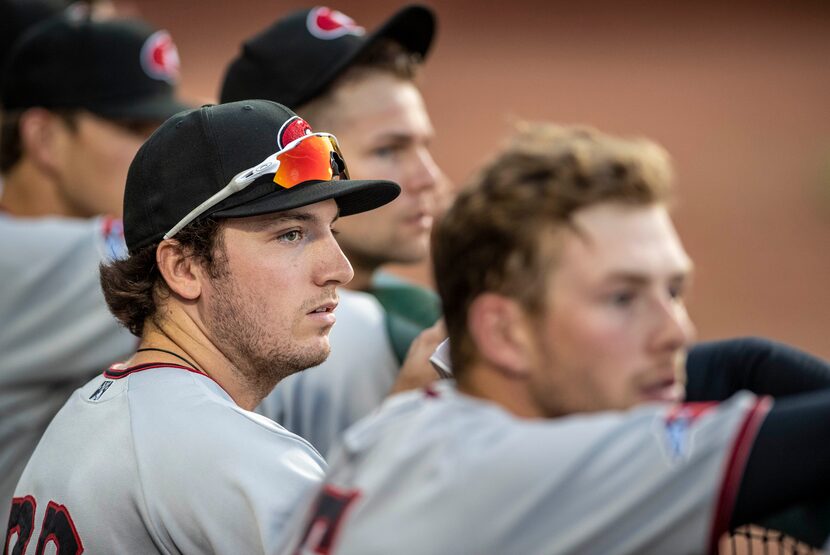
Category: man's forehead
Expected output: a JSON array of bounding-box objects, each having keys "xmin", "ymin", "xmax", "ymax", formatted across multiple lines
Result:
[
  {"xmin": 556, "ymin": 203, "xmax": 692, "ymax": 280},
  {"xmin": 328, "ymin": 74, "xmax": 431, "ymax": 134}
]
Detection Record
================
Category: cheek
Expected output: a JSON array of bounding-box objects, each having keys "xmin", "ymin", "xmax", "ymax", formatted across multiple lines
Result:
[
  {"xmin": 351, "ymin": 154, "xmax": 403, "ymax": 184},
  {"xmin": 233, "ymin": 272, "xmax": 298, "ymax": 330},
  {"xmin": 340, "ymin": 203, "xmax": 398, "ymax": 234},
  {"xmin": 85, "ymin": 136, "xmax": 141, "ymax": 184},
  {"xmin": 547, "ymin": 309, "xmax": 639, "ymax": 381}
]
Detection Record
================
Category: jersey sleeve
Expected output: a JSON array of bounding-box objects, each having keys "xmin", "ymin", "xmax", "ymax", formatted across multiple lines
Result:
[
  {"xmin": 307, "ymin": 391, "xmax": 769, "ymax": 555},
  {"xmin": 476, "ymin": 393, "xmax": 770, "ymax": 554}
]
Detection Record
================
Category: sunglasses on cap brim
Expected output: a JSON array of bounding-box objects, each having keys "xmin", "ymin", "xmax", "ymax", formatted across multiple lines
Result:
[{"xmin": 164, "ymin": 132, "xmax": 349, "ymax": 240}]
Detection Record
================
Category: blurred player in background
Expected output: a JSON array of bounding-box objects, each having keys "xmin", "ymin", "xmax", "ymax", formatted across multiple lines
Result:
[
  {"xmin": 221, "ymin": 5, "xmax": 446, "ymax": 457},
  {"xmin": 285, "ymin": 124, "xmax": 830, "ymax": 554},
  {"xmin": 220, "ymin": 4, "xmax": 830, "ymax": 465},
  {"xmin": 5, "ymin": 100, "xmax": 400, "ymax": 553},
  {"xmin": 0, "ymin": 14, "xmax": 188, "ymax": 526}
]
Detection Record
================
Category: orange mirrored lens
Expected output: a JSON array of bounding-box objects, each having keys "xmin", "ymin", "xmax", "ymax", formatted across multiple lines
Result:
[{"xmin": 273, "ymin": 135, "xmax": 343, "ymax": 189}]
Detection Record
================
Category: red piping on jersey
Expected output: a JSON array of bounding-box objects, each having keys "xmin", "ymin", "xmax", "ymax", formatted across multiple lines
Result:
[
  {"xmin": 296, "ymin": 485, "xmax": 362, "ymax": 555},
  {"xmin": 706, "ymin": 395, "xmax": 773, "ymax": 554},
  {"xmin": 104, "ymin": 362, "xmax": 210, "ymax": 381},
  {"xmin": 424, "ymin": 384, "xmax": 440, "ymax": 398}
]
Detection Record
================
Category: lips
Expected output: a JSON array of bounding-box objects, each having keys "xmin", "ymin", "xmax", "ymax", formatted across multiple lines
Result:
[
  {"xmin": 641, "ymin": 377, "xmax": 685, "ymax": 403},
  {"xmin": 307, "ymin": 300, "xmax": 338, "ymax": 315},
  {"xmin": 403, "ymin": 211, "xmax": 433, "ymax": 231}
]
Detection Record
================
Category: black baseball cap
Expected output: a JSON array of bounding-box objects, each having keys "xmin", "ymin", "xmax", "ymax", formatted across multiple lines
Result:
[
  {"xmin": 1, "ymin": 15, "xmax": 189, "ymax": 120},
  {"xmin": 124, "ymin": 100, "xmax": 400, "ymax": 253},
  {"xmin": 0, "ymin": 0, "xmax": 69, "ymax": 89},
  {"xmin": 219, "ymin": 4, "xmax": 435, "ymax": 108}
]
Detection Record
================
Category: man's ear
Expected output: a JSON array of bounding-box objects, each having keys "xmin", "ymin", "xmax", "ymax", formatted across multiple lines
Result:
[
  {"xmin": 155, "ymin": 240, "xmax": 203, "ymax": 301},
  {"xmin": 18, "ymin": 108, "xmax": 70, "ymax": 173},
  {"xmin": 467, "ymin": 293, "xmax": 537, "ymax": 379}
]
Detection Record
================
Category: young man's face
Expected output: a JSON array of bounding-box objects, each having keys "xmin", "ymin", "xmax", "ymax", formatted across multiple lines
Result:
[
  {"xmin": 526, "ymin": 202, "xmax": 696, "ymax": 417},
  {"xmin": 199, "ymin": 199, "xmax": 353, "ymax": 388},
  {"xmin": 53, "ymin": 111, "xmax": 159, "ymax": 218},
  {"xmin": 318, "ymin": 72, "xmax": 443, "ymax": 275}
]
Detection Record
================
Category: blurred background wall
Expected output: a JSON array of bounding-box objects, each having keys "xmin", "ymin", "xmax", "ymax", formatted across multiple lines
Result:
[{"xmin": 125, "ymin": 0, "xmax": 830, "ymax": 358}]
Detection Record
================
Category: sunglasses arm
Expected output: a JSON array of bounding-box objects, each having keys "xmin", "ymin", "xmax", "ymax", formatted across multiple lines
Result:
[{"xmin": 162, "ymin": 157, "xmax": 281, "ymax": 240}]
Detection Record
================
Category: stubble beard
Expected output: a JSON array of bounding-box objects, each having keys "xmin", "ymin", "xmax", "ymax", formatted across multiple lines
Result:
[{"xmin": 206, "ymin": 275, "xmax": 331, "ymax": 400}]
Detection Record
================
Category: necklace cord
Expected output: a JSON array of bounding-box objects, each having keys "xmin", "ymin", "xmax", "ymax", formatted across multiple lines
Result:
[{"xmin": 135, "ymin": 347, "xmax": 199, "ymax": 371}]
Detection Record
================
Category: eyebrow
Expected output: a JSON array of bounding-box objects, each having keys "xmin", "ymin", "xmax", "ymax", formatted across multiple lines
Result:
[
  {"xmin": 602, "ymin": 266, "xmax": 694, "ymax": 285},
  {"xmin": 247, "ymin": 209, "xmax": 340, "ymax": 231},
  {"xmin": 373, "ymin": 130, "xmax": 433, "ymax": 144}
]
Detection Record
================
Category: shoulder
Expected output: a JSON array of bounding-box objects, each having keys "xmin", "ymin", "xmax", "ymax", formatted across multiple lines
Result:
[
  {"xmin": 125, "ymin": 367, "xmax": 318, "ymax": 458},
  {"xmin": 340, "ymin": 387, "xmax": 764, "ymax": 476}
]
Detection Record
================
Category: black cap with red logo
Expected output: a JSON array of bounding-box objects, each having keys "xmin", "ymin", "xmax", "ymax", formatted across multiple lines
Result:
[
  {"xmin": 219, "ymin": 4, "xmax": 435, "ymax": 108},
  {"xmin": 1, "ymin": 15, "xmax": 189, "ymax": 121},
  {"xmin": 124, "ymin": 100, "xmax": 400, "ymax": 253}
]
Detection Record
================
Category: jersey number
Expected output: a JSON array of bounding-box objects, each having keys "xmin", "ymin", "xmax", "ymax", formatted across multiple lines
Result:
[
  {"xmin": 4, "ymin": 497, "xmax": 83, "ymax": 555},
  {"xmin": 296, "ymin": 486, "xmax": 360, "ymax": 555}
]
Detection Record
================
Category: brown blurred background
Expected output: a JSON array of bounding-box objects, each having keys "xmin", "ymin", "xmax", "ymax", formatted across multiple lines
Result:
[{"xmin": 125, "ymin": 0, "xmax": 830, "ymax": 358}]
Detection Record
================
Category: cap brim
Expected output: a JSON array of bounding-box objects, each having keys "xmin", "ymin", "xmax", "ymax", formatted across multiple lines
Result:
[
  {"xmin": 89, "ymin": 94, "xmax": 192, "ymax": 122},
  {"xmin": 213, "ymin": 179, "xmax": 401, "ymax": 220}
]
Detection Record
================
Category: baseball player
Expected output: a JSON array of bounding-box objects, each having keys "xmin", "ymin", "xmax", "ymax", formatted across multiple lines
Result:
[
  {"xmin": 3, "ymin": 100, "xmax": 399, "ymax": 554},
  {"xmin": 0, "ymin": 15, "xmax": 188, "ymax": 527},
  {"xmin": 284, "ymin": 124, "xmax": 830, "ymax": 555},
  {"xmin": 220, "ymin": 5, "xmax": 445, "ymax": 457}
]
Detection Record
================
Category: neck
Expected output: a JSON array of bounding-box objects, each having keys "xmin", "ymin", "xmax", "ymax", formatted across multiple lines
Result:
[
  {"xmin": 125, "ymin": 306, "xmax": 266, "ymax": 411},
  {"xmin": 456, "ymin": 362, "xmax": 546, "ymax": 420},
  {"xmin": 1, "ymin": 162, "xmax": 76, "ymax": 218}
]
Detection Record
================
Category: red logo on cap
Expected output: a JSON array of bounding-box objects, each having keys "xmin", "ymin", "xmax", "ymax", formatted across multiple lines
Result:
[
  {"xmin": 306, "ymin": 7, "xmax": 365, "ymax": 40},
  {"xmin": 278, "ymin": 116, "xmax": 313, "ymax": 149},
  {"xmin": 140, "ymin": 30, "xmax": 180, "ymax": 83}
]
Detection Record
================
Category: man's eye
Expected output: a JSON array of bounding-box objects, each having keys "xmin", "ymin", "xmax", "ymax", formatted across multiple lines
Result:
[
  {"xmin": 668, "ymin": 284, "xmax": 686, "ymax": 301},
  {"xmin": 609, "ymin": 291, "xmax": 636, "ymax": 306},
  {"xmin": 278, "ymin": 230, "xmax": 303, "ymax": 242},
  {"xmin": 372, "ymin": 144, "xmax": 401, "ymax": 158}
]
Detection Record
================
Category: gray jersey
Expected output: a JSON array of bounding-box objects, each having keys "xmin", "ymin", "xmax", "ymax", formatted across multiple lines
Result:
[
  {"xmin": 258, "ymin": 289, "xmax": 399, "ymax": 458},
  {"xmin": 0, "ymin": 214, "xmax": 136, "ymax": 527},
  {"xmin": 284, "ymin": 383, "xmax": 769, "ymax": 555},
  {"xmin": 6, "ymin": 363, "xmax": 326, "ymax": 554}
]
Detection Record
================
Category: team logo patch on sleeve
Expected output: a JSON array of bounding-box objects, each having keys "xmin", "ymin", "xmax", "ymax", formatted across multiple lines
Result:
[
  {"xmin": 140, "ymin": 30, "xmax": 180, "ymax": 82},
  {"xmin": 306, "ymin": 7, "xmax": 365, "ymax": 39},
  {"xmin": 654, "ymin": 402, "xmax": 716, "ymax": 464}
]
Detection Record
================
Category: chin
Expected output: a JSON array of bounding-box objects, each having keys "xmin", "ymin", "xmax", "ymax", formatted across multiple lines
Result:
[
  {"xmin": 386, "ymin": 242, "xmax": 430, "ymax": 265},
  {"xmin": 307, "ymin": 342, "xmax": 331, "ymax": 367}
]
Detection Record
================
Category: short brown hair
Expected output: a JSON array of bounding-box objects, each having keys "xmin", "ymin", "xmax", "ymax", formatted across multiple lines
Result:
[
  {"xmin": 99, "ymin": 218, "xmax": 226, "ymax": 336},
  {"xmin": 433, "ymin": 123, "xmax": 674, "ymax": 376},
  {"xmin": 296, "ymin": 38, "xmax": 422, "ymax": 128}
]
